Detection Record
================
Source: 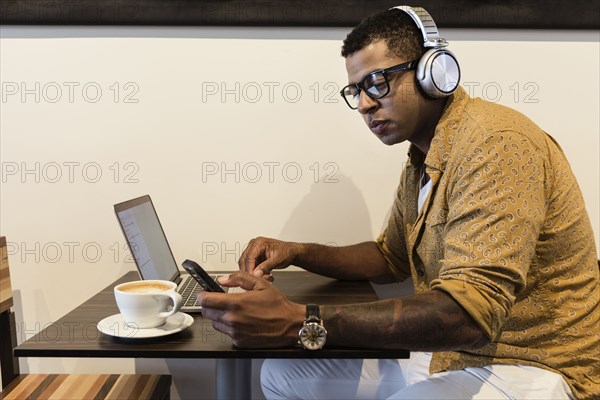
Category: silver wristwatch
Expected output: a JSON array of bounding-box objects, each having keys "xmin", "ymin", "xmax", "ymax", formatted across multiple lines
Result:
[{"xmin": 298, "ymin": 304, "xmax": 327, "ymax": 350}]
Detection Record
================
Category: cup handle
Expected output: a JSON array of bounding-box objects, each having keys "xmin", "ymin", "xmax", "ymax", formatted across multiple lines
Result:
[{"xmin": 158, "ymin": 292, "xmax": 183, "ymax": 318}]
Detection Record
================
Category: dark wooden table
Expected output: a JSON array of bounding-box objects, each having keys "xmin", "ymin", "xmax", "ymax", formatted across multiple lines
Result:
[{"xmin": 15, "ymin": 270, "xmax": 409, "ymax": 398}]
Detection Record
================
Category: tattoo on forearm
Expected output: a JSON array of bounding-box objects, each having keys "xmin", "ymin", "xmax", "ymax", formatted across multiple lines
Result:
[{"xmin": 323, "ymin": 290, "xmax": 488, "ymax": 351}]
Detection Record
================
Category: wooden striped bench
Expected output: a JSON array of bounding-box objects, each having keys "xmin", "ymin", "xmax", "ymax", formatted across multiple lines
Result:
[{"xmin": 1, "ymin": 374, "xmax": 171, "ymax": 400}]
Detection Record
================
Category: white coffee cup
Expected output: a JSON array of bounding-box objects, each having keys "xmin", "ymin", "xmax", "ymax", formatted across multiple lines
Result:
[{"xmin": 114, "ymin": 280, "xmax": 183, "ymax": 329}]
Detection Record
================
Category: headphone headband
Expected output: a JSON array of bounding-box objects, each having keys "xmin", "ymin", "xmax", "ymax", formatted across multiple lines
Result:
[{"xmin": 389, "ymin": 6, "xmax": 448, "ymax": 48}]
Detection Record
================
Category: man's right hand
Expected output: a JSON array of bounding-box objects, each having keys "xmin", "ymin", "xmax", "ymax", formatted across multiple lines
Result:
[{"xmin": 238, "ymin": 237, "xmax": 303, "ymax": 281}]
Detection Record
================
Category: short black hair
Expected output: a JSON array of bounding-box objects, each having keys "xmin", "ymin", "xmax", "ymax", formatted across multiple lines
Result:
[{"xmin": 341, "ymin": 8, "xmax": 424, "ymax": 61}]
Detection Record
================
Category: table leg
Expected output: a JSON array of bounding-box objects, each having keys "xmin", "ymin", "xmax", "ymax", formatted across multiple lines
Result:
[{"xmin": 215, "ymin": 359, "xmax": 252, "ymax": 399}]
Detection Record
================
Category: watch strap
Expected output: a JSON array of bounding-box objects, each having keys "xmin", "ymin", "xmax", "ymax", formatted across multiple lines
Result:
[{"xmin": 305, "ymin": 304, "xmax": 321, "ymax": 323}]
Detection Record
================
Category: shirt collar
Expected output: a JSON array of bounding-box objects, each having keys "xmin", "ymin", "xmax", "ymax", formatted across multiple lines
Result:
[{"xmin": 407, "ymin": 86, "xmax": 471, "ymax": 172}]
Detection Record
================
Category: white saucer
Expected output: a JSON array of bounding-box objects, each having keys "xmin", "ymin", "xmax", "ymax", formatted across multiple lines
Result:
[{"xmin": 97, "ymin": 312, "xmax": 194, "ymax": 339}]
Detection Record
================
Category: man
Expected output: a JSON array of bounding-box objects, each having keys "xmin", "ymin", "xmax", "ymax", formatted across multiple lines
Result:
[{"xmin": 199, "ymin": 6, "xmax": 599, "ymax": 399}]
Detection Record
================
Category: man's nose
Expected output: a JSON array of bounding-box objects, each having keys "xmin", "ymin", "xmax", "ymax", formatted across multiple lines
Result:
[{"xmin": 357, "ymin": 91, "xmax": 378, "ymax": 114}]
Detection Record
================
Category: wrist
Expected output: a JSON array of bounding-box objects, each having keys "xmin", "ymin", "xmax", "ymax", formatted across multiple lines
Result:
[
  {"xmin": 294, "ymin": 242, "xmax": 321, "ymax": 268},
  {"xmin": 287, "ymin": 302, "xmax": 306, "ymax": 344},
  {"xmin": 291, "ymin": 242, "xmax": 309, "ymax": 266}
]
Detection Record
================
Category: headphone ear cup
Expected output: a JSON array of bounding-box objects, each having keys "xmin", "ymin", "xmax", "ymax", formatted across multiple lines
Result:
[{"xmin": 416, "ymin": 49, "xmax": 461, "ymax": 98}]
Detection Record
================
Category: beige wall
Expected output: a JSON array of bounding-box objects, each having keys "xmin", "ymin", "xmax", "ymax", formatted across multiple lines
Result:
[{"xmin": 0, "ymin": 26, "xmax": 598, "ymax": 398}]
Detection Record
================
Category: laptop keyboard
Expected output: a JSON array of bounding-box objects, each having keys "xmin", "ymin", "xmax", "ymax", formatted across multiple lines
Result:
[{"xmin": 179, "ymin": 275, "xmax": 210, "ymax": 306}]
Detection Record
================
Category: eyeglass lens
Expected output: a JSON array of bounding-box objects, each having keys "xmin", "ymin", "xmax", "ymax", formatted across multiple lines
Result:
[{"xmin": 342, "ymin": 71, "xmax": 389, "ymax": 109}]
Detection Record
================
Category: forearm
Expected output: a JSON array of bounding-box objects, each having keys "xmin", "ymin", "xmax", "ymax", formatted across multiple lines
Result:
[
  {"xmin": 321, "ymin": 290, "xmax": 489, "ymax": 351},
  {"xmin": 294, "ymin": 241, "xmax": 395, "ymax": 283}
]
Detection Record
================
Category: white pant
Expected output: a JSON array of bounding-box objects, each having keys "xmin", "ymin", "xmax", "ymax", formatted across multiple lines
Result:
[{"xmin": 260, "ymin": 352, "xmax": 574, "ymax": 400}]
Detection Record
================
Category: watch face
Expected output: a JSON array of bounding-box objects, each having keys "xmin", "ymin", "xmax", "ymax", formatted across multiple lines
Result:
[{"xmin": 299, "ymin": 323, "xmax": 327, "ymax": 350}]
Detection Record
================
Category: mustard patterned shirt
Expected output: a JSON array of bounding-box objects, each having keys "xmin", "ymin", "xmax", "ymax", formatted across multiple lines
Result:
[{"xmin": 377, "ymin": 87, "xmax": 599, "ymax": 399}]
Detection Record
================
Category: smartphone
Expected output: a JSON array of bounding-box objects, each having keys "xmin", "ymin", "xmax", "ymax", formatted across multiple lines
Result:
[{"xmin": 181, "ymin": 259, "xmax": 225, "ymax": 293}]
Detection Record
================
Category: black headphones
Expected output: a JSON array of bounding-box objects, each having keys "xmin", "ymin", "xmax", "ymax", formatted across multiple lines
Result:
[{"xmin": 390, "ymin": 5, "xmax": 460, "ymax": 98}]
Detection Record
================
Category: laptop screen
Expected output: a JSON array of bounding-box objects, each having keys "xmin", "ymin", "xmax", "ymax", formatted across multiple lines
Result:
[{"xmin": 114, "ymin": 195, "xmax": 179, "ymax": 282}]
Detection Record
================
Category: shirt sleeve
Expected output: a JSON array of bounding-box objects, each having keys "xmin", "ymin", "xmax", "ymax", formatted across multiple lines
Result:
[
  {"xmin": 376, "ymin": 171, "xmax": 412, "ymax": 282},
  {"xmin": 430, "ymin": 130, "xmax": 548, "ymax": 341}
]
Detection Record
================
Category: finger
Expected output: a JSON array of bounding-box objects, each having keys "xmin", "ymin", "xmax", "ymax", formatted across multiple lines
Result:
[
  {"xmin": 221, "ymin": 271, "xmax": 271, "ymax": 291},
  {"xmin": 238, "ymin": 238, "xmax": 263, "ymax": 273},
  {"xmin": 200, "ymin": 306, "xmax": 225, "ymax": 322},
  {"xmin": 216, "ymin": 274, "xmax": 232, "ymax": 285},
  {"xmin": 238, "ymin": 249, "xmax": 255, "ymax": 273},
  {"xmin": 254, "ymin": 257, "xmax": 279, "ymax": 277},
  {"xmin": 251, "ymin": 267, "xmax": 274, "ymax": 282},
  {"xmin": 212, "ymin": 319, "xmax": 234, "ymax": 337},
  {"xmin": 217, "ymin": 273, "xmax": 269, "ymax": 287},
  {"xmin": 197, "ymin": 290, "xmax": 232, "ymax": 311}
]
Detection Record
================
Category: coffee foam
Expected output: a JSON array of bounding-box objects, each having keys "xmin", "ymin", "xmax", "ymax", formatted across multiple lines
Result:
[{"xmin": 119, "ymin": 282, "xmax": 172, "ymax": 294}]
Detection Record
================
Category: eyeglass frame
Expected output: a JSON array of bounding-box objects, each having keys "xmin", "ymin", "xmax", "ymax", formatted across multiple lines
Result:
[{"xmin": 340, "ymin": 60, "xmax": 418, "ymax": 109}]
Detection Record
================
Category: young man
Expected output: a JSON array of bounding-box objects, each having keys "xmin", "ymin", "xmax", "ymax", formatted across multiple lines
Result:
[{"xmin": 199, "ymin": 7, "xmax": 599, "ymax": 399}]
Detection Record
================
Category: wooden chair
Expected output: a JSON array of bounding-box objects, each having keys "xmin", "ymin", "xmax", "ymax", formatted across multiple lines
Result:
[{"xmin": 0, "ymin": 236, "xmax": 171, "ymax": 399}]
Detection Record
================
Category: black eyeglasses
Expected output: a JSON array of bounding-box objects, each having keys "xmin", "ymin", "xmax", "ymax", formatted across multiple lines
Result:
[{"xmin": 340, "ymin": 60, "xmax": 418, "ymax": 109}]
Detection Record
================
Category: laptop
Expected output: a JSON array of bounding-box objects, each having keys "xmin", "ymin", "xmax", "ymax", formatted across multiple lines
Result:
[{"xmin": 114, "ymin": 194, "xmax": 239, "ymax": 313}]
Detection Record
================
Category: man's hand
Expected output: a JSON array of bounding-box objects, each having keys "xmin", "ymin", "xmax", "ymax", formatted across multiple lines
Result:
[
  {"xmin": 198, "ymin": 271, "xmax": 305, "ymax": 348},
  {"xmin": 238, "ymin": 237, "xmax": 303, "ymax": 281}
]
